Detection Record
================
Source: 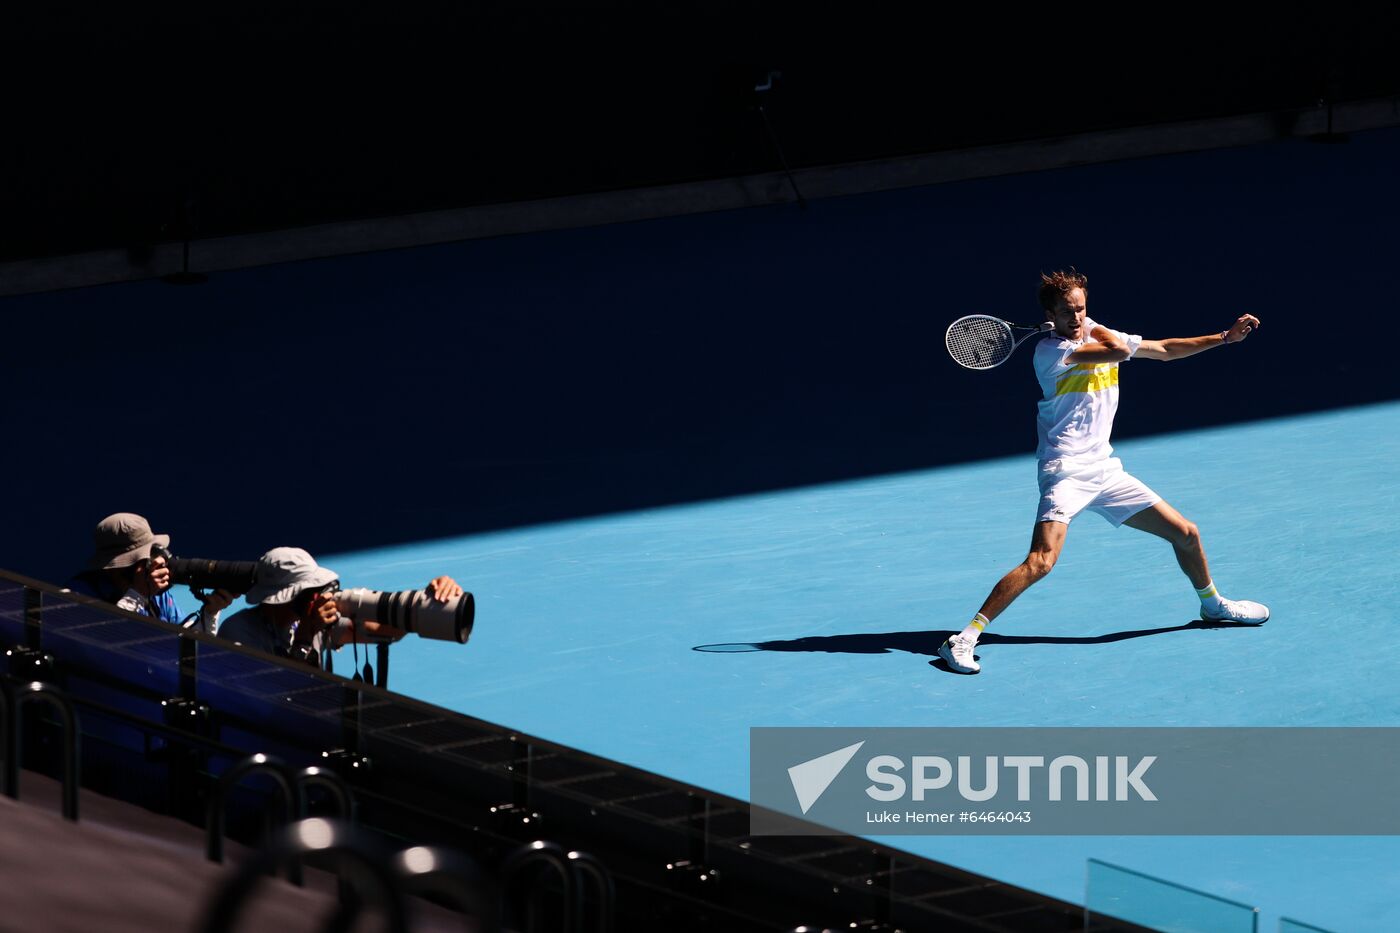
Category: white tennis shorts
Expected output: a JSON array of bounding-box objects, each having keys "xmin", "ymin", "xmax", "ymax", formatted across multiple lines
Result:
[{"xmin": 1036, "ymin": 457, "xmax": 1160, "ymax": 527}]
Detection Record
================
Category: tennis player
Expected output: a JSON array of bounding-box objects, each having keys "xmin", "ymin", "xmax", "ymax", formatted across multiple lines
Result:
[{"xmin": 939, "ymin": 270, "xmax": 1268, "ymax": 674}]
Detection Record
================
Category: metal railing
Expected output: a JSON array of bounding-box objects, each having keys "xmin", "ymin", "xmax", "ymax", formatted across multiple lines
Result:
[{"xmin": 1, "ymin": 678, "xmax": 81, "ymax": 820}]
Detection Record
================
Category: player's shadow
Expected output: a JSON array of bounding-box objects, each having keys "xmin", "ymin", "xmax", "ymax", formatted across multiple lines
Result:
[{"xmin": 694, "ymin": 620, "xmax": 1237, "ymax": 673}]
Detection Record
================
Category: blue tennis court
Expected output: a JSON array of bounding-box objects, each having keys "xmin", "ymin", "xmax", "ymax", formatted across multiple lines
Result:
[
  {"xmin": 9, "ymin": 117, "xmax": 1399, "ymax": 932},
  {"xmin": 311, "ymin": 400, "xmax": 1400, "ymax": 932}
]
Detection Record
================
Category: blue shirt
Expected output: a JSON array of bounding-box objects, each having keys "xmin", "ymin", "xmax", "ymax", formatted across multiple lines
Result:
[{"xmin": 68, "ymin": 572, "xmax": 183, "ymax": 625}]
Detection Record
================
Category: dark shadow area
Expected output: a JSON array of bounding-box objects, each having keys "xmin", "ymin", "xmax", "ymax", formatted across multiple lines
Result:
[
  {"xmin": 5, "ymin": 9, "xmax": 1398, "ymax": 260},
  {"xmin": 7, "ymin": 129, "xmax": 1400, "ymax": 581},
  {"xmin": 695, "ymin": 619, "xmax": 1233, "ymax": 659}
]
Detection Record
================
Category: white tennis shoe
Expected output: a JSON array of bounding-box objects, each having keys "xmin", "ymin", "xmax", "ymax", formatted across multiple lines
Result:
[
  {"xmin": 1201, "ymin": 598, "xmax": 1270, "ymax": 625},
  {"xmin": 938, "ymin": 634, "xmax": 981, "ymax": 674}
]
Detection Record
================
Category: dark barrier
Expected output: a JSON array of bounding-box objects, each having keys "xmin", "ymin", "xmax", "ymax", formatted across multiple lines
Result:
[{"xmin": 0, "ymin": 568, "xmax": 1123, "ymax": 931}]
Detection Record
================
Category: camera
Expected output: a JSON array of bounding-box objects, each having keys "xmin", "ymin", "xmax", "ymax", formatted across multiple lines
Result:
[
  {"xmin": 333, "ymin": 587, "xmax": 475, "ymax": 644},
  {"xmin": 150, "ymin": 544, "xmax": 258, "ymax": 597}
]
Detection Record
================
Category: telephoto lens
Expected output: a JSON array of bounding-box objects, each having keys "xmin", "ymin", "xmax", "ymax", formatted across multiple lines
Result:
[
  {"xmin": 334, "ymin": 587, "xmax": 475, "ymax": 644},
  {"xmin": 167, "ymin": 558, "xmax": 259, "ymax": 594},
  {"xmin": 152, "ymin": 546, "xmax": 258, "ymax": 595}
]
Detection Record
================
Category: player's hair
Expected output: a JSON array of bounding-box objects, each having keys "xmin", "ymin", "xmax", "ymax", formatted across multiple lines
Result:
[{"xmin": 1038, "ymin": 269, "xmax": 1088, "ymax": 312}]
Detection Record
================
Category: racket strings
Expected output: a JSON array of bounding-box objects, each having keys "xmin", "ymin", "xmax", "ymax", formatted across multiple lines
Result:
[{"xmin": 946, "ymin": 318, "xmax": 1015, "ymax": 369}]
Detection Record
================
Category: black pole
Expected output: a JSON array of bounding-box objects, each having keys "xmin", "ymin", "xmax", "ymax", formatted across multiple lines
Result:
[{"xmin": 375, "ymin": 643, "xmax": 390, "ymax": 689}]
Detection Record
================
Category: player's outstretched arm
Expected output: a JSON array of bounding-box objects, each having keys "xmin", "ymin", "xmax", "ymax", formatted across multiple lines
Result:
[
  {"xmin": 1065, "ymin": 325, "xmax": 1134, "ymax": 364},
  {"xmin": 1135, "ymin": 314, "xmax": 1261, "ymax": 361}
]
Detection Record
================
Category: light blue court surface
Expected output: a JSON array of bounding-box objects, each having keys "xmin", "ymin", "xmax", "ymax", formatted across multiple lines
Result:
[{"xmin": 313, "ymin": 402, "xmax": 1400, "ymax": 932}]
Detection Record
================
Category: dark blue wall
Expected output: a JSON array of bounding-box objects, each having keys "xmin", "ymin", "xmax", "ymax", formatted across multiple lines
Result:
[{"xmin": 7, "ymin": 129, "xmax": 1399, "ymax": 580}]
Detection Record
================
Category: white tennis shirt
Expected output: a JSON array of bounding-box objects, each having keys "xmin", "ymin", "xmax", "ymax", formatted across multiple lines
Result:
[{"xmin": 1032, "ymin": 316, "xmax": 1143, "ymax": 469}]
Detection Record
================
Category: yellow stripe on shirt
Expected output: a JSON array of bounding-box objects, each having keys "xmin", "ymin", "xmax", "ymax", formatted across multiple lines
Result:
[{"xmin": 1055, "ymin": 364, "xmax": 1118, "ymax": 395}]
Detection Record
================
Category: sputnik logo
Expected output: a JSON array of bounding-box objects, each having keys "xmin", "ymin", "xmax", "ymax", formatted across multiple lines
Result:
[{"xmin": 787, "ymin": 741, "xmax": 865, "ymax": 814}]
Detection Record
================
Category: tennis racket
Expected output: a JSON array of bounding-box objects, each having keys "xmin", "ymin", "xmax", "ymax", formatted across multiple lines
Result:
[{"xmin": 945, "ymin": 316, "xmax": 1052, "ymax": 370}]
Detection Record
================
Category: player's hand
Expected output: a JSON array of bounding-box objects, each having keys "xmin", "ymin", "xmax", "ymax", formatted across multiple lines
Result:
[
  {"xmin": 425, "ymin": 575, "xmax": 463, "ymax": 602},
  {"xmin": 1226, "ymin": 314, "xmax": 1260, "ymax": 343}
]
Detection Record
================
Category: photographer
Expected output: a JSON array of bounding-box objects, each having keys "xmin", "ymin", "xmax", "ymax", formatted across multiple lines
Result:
[
  {"xmin": 69, "ymin": 513, "xmax": 235, "ymax": 633},
  {"xmin": 217, "ymin": 547, "xmax": 463, "ymax": 667}
]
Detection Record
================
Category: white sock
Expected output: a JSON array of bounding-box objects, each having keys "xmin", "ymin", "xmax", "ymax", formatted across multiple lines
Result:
[
  {"xmin": 1196, "ymin": 580, "xmax": 1226, "ymax": 613},
  {"xmin": 958, "ymin": 613, "xmax": 990, "ymax": 644}
]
